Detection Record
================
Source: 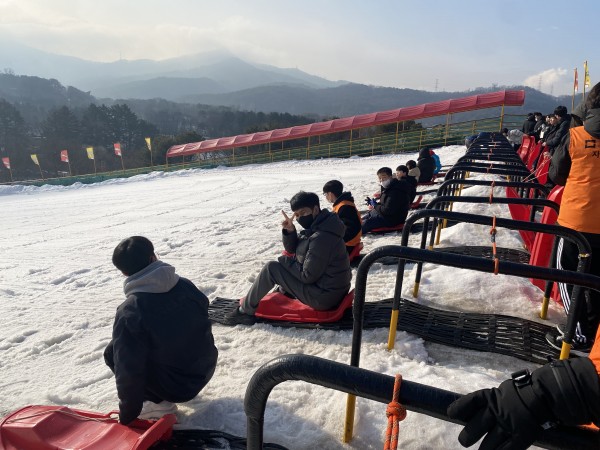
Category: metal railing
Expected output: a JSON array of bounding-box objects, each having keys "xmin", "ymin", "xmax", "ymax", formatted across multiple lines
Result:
[{"xmin": 1, "ymin": 114, "xmax": 525, "ymax": 187}]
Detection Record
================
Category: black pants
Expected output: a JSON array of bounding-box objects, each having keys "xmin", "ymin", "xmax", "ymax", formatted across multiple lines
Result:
[{"xmin": 556, "ymin": 233, "xmax": 600, "ymax": 342}]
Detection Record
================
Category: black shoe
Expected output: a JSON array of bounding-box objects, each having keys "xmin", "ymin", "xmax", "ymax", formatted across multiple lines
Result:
[
  {"xmin": 545, "ymin": 330, "xmax": 592, "ymax": 356},
  {"xmin": 225, "ymin": 306, "xmax": 256, "ymax": 326}
]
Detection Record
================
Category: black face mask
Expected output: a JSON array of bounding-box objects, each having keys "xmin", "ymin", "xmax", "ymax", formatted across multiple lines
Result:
[{"xmin": 297, "ymin": 214, "xmax": 315, "ymax": 229}]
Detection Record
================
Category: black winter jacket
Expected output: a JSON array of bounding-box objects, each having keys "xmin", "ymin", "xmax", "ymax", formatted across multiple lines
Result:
[
  {"xmin": 375, "ymin": 178, "xmax": 410, "ymax": 225},
  {"xmin": 549, "ymin": 109, "xmax": 600, "ymax": 185},
  {"xmin": 104, "ymin": 261, "xmax": 218, "ymax": 424},
  {"xmin": 545, "ymin": 115, "xmax": 571, "ymax": 151},
  {"xmin": 332, "ymin": 192, "xmax": 362, "ymax": 245},
  {"xmin": 281, "ymin": 209, "xmax": 351, "ymax": 294},
  {"xmin": 417, "ymin": 148, "xmax": 436, "ymax": 183}
]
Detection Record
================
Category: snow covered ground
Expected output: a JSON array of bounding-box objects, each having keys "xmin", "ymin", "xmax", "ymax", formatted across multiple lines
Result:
[{"xmin": 0, "ymin": 145, "xmax": 563, "ymax": 449}]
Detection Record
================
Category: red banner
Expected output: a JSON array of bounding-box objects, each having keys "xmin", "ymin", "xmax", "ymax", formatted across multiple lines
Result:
[
  {"xmin": 60, "ymin": 150, "xmax": 69, "ymax": 162},
  {"xmin": 2, "ymin": 157, "xmax": 10, "ymax": 170},
  {"xmin": 114, "ymin": 143, "xmax": 122, "ymax": 156}
]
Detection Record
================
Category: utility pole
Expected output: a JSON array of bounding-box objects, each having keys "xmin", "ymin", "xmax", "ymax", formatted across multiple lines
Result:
[{"xmin": 434, "ymin": 79, "xmax": 439, "ymax": 92}]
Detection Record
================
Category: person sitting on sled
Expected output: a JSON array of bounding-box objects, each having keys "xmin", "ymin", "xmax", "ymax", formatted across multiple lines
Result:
[
  {"xmin": 235, "ymin": 191, "xmax": 351, "ymax": 317},
  {"xmin": 396, "ymin": 164, "xmax": 417, "ymax": 204},
  {"xmin": 322, "ymin": 180, "xmax": 362, "ymax": 255},
  {"xmin": 448, "ymin": 324, "xmax": 600, "ymax": 449},
  {"xmin": 104, "ymin": 236, "xmax": 218, "ymax": 424},
  {"xmin": 361, "ymin": 167, "xmax": 410, "ymax": 234}
]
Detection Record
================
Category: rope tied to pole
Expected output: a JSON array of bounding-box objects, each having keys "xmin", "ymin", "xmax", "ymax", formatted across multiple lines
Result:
[
  {"xmin": 488, "ymin": 180, "xmax": 496, "ymax": 204},
  {"xmin": 383, "ymin": 374, "xmax": 407, "ymax": 450},
  {"xmin": 490, "ymin": 215, "xmax": 499, "ymax": 274}
]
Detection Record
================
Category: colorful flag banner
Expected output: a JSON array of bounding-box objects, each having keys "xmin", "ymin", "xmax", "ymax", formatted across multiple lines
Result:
[
  {"xmin": 574, "ymin": 68, "xmax": 579, "ymax": 92},
  {"xmin": 114, "ymin": 142, "xmax": 122, "ymax": 156},
  {"xmin": 145, "ymin": 137, "xmax": 152, "ymax": 151},
  {"xmin": 31, "ymin": 154, "xmax": 40, "ymax": 165},
  {"xmin": 86, "ymin": 146, "xmax": 94, "ymax": 160},
  {"xmin": 2, "ymin": 157, "xmax": 10, "ymax": 170},
  {"xmin": 584, "ymin": 61, "xmax": 591, "ymax": 89},
  {"xmin": 60, "ymin": 149, "xmax": 69, "ymax": 162}
]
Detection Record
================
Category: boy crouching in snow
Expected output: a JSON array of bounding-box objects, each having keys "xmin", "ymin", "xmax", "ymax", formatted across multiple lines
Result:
[{"xmin": 104, "ymin": 236, "xmax": 218, "ymax": 424}]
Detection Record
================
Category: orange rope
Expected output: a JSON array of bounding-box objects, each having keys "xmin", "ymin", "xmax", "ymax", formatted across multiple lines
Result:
[
  {"xmin": 383, "ymin": 374, "xmax": 407, "ymax": 450},
  {"xmin": 488, "ymin": 180, "xmax": 495, "ymax": 203},
  {"xmin": 490, "ymin": 216, "xmax": 499, "ymax": 274}
]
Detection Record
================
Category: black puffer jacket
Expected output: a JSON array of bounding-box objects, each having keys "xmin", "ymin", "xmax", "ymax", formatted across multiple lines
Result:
[
  {"xmin": 545, "ymin": 115, "xmax": 571, "ymax": 151},
  {"xmin": 104, "ymin": 261, "xmax": 218, "ymax": 424},
  {"xmin": 417, "ymin": 148, "xmax": 436, "ymax": 183},
  {"xmin": 281, "ymin": 209, "xmax": 351, "ymax": 293},
  {"xmin": 375, "ymin": 178, "xmax": 410, "ymax": 225}
]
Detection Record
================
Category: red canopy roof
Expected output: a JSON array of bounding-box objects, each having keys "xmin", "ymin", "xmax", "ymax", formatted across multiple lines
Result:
[{"xmin": 167, "ymin": 89, "xmax": 525, "ymax": 158}]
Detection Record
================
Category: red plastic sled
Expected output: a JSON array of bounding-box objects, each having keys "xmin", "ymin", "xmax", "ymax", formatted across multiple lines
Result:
[
  {"xmin": 369, "ymin": 223, "xmax": 405, "ymax": 234},
  {"xmin": 348, "ymin": 242, "xmax": 363, "ymax": 263},
  {"xmin": 255, "ymin": 289, "xmax": 354, "ymax": 323},
  {"xmin": 410, "ymin": 195, "xmax": 423, "ymax": 209},
  {"xmin": 0, "ymin": 405, "xmax": 175, "ymax": 450}
]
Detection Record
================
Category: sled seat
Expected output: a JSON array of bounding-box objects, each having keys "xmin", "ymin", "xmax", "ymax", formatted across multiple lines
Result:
[
  {"xmin": 348, "ymin": 242, "xmax": 363, "ymax": 263},
  {"xmin": 0, "ymin": 405, "xmax": 175, "ymax": 450},
  {"xmin": 410, "ymin": 195, "xmax": 423, "ymax": 209},
  {"xmin": 369, "ymin": 223, "xmax": 405, "ymax": 234},
  {"xmin": 255, "ymin": 289, "xmax": 354, "ymax": 323}
]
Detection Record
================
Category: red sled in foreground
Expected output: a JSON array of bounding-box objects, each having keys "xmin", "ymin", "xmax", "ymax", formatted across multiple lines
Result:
[
  {"xmin": 0, "ymin": 405, "xmax": 175, "ymax": 450},
  {"xmin": 255, "ymin": 289, "xmax": 355, "ymax": 323}
]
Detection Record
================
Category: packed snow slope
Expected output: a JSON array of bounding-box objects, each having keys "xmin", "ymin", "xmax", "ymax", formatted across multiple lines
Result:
[{"xmin": 0, "ymin": 146, "xmax": 563, "ymax": 449}]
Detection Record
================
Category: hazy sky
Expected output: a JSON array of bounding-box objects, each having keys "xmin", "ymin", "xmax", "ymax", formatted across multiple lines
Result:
[{"xmin": 0, "ymin": 0, "xmax": 597, "ymax": 95}]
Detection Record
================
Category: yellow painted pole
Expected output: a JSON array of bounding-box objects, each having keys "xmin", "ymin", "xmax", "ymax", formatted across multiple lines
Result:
[
  {"xmin": 395, "ymin": 122, "xmax": 399, "ymax": 149},
  {"xmin": 387, "ymin": 309, "xmax": 399, "ymax": 350},
  {"xmin": 539, "ymin": 295, "xmax": 550, "ymax": 319},
  {"xmin": 559, "ymin": 343, "xmax": 571, "ymax": 360},
  {"xmin": 444, "ymin": 113, "xmax": 450, "ymax": 146},
  {"xmin": 498, "ymin": 104, "xmax": 505, "ymax": 131},
  {"xmin": 307, "ymin": 137, "xmax": 310, "ymax": 159},
  {"xmin": 343, "ymin": 394, "xmax": 357, "ymax": 443}
]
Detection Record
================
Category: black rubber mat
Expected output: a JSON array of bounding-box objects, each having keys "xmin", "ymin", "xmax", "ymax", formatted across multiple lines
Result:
[
  {"xmin": 209, "ymin": 297, "xmax": 558, "ymax": 364},
  {"xmin": 434, "ymin": 245, "xmax": 530, "ymax": 264},
  {"xmin": 154, "ymin": 429, "xmax": 288, "ymax": 449}
]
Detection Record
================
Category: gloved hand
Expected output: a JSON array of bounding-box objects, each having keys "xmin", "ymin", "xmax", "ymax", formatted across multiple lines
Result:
[
  {"xmin": 447, "ymin": 359, "xmax": 600, "ymax": 449},
  {"xmin": 365, "ymin": 196, "xmax": 377, "ymax": 207},
  {"xmin": 447, "ymin": 376, "xmax": 546, "ymax": 449}
]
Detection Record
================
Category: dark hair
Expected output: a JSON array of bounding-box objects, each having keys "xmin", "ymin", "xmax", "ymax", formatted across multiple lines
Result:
[
  {"xmin": 112, "ymin": 236, "xmax": 154, "ymax": 276},
  {"xmin": 406, "ymin": 160, "xmax": 416, "ymax": 169},
  {"xmin": 290, "ymin": 191, "xmax": 320, "ymax": 211},
  {"xmin": 323, "ymin": 180, "xmax": 343, "ymax": 197},
  {"xmin": 377, "ymin": 167, "xmax": 393, "ymax": 177},
  {"xmin": 553, "ymin": 105, "xmax": 568, "ymax": 118},
  {"xmin": 534, "ymin": 112, "xmax": 542, "ymax": 118},
  {"xmin": 586, "ymin": 82, "xmax": 600, "ymax": 110},
  {"xmin": 502, "ymin": 128, "xmax": 509, "ymax": 134},
  {"xmin": 396, "ymin": 165, "xmax": 408, "ymax": 173}
]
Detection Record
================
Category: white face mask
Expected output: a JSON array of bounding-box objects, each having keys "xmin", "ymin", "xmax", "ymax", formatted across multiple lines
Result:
[{"xmin": 380, "ymin": 179, "xmax": 392, "ymax": 188}]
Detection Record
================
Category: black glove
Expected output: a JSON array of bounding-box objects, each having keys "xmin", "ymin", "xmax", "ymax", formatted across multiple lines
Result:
[{"xmin": 447, "ymin": 358, "xmax": 600, "ymax": 449}]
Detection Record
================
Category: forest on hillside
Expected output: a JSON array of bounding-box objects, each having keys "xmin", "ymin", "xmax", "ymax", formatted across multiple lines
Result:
[{"xmin": 0, "ymin": 74, "xmax": 319, "ymax": 182}]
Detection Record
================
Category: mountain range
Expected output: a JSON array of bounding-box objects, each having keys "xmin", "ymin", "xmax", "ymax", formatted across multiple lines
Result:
[{"xmin": 0, "ymin": 40, "xmax": 576, "ymax": 124}]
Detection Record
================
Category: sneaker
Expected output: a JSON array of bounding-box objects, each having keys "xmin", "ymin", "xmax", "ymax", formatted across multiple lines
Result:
[
  {"xmin": 225, "ymin": 306, "xmax": 256, "ymax": 326},
  {"xmin": 545, "ymin": 330, "xmax": 592, "ymax": 357},
  {"xmin": 138, "ymin": 401, "xmax": 178, "ymax": 420}
]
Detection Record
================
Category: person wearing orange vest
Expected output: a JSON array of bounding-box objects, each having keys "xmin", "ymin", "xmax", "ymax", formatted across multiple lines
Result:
[
  {"xmin": 545, "ymin": 87, "xmax": 600, "ymax": 355},
  {"xmin": 322, "ymin": 180, "xmax": 362, "ymax": 255},
  {"xmin": 448, "ymin": 325, "xmax": 600, "ymax": 449}
]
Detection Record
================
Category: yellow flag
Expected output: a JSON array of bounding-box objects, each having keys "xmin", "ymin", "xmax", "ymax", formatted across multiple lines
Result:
[
  {"xmin": 584, "ymin": 60, "xmax": 591, "ymax": 89},
  {"xmin": 145, "ymin": 137, "xmax": 152, "ymax": 151},
  {"xmin": 86, "ymin": 146, "xmax": 94, "ymax": 160},
  {"xmin": 31, "ymin": 154, "xmax": 40, "ymax": 165}
]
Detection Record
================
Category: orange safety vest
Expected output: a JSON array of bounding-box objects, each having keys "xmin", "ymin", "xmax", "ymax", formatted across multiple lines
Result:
[
  {"xmin": 557, "ymin": 127, "xmax": 600, "ymax": 234},
  {"xmin": 333, "ymin": 200, "xmax": 362, "ymax": 247},
  {"xmin": 590, "ymin": 325, "xmax": 600, "ymax": 376}
]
